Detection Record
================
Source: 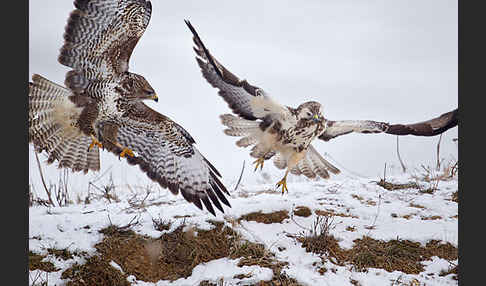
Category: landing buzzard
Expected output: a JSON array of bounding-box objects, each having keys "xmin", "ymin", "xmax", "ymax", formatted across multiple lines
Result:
[
  {"xmin": 29, "ymin": 0, "xmax": 231, "ymax": 215},
  {"xmin": 185, "ymin": 20, "xmax": 457, "ymax": 193}
]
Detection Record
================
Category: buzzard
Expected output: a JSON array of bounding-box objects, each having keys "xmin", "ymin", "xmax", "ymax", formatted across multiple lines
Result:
[
  {"xmin": 29, "ymin": 0, "xmax": 231, "ymax": 216},
  {"xmin": 185, "ymin": 20, "xmax": 457, "ymax": 193}
]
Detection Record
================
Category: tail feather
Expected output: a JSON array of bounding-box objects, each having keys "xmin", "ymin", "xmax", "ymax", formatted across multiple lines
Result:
[{"xmin": 29, "ymin": 74, "xmax": 100, "ymax": 173}]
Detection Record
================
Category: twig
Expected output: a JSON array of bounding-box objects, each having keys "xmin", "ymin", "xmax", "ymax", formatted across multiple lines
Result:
[
  {"xmin": 34, "ymin": 152, "xmax": 54, "ymax": 206},
  {"xmin": 383, "ymin": 163, "xmax": 387, "ymax": 183},
  {"xmin": 396, "ymin": 136, "xmax": 407, "ymax": 173},
  {"xmin": 233, "ymin": 160, "xmax": 246, "ymax": 192},
  {"xmin": 366, "ymin": 194, "xmax": 382, "ymax": 236},
  {"xmin": 436, "ymin": 133, "xmax": 443, "ymax": 171}
]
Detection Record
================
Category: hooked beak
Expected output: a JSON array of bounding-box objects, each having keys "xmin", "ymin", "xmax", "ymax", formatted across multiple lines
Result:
[
  {"xmin": 312, "ymin": 114, "xmax": 320, "ymax": 123},
  {"xmin": 151, "ymin": 94, "xmax": 158, "ymax": 102}
]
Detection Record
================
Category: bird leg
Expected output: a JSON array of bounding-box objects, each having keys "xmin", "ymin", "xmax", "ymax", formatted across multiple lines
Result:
[
  {"xmin": 101, "ymin": 136, "xmax": 134, "ymax": 158},
  {"xmin": 253, "ymin": 157, "xmax": 265, "ymax": 171},
  {"xmin": 88, "ymin": 135, "xmax": 103, "ymax": 151},
  {"xmin": 276, "ymin": 170, "xmax": 289, "ymax": 194}
]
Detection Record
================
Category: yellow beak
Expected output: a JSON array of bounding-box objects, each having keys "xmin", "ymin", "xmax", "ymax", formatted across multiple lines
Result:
[{"xmin": 151, "ymin": 94, "xmax": 158, "ymax": 102}]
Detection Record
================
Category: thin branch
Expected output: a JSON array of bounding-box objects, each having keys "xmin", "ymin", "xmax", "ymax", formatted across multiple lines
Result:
[
  {"xmin": 396, "ymin": 136, "xmax": 407, "ymax": 173},
  {"xmin": 233, "ymin": 160, "xmax": 246, "ymax": 192},
  {"xmin": 34, "ymin": 152, "xmax": 54, "ymax": 206},
  {"xmin": 436, "ymin": 133, "xmax": 443, "ymax": 171}
]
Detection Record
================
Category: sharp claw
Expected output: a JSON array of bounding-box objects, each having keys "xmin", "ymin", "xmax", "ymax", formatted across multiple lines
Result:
[
  {"xmin": 275, "ymin": 177, "xmax": 288, "ymax": 194},
  {"xmin": 119, "ymin": 147, "xmax": 134, "ymax": 158},
  {"xmin": 253, "ymin": 157, "xmax": 265, "ymax": 172},
  {"xmin": 88, "ymin": 136, "xmax": 102, "ymax": 152}
]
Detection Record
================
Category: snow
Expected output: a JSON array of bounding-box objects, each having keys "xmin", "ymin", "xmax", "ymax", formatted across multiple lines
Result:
[{"xmin": 29, "ymin": 168, "xmax": 458, "ymax": 285}]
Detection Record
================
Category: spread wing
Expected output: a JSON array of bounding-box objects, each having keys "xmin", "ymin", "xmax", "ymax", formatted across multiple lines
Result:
[
  {"xmin": 59, "ymin": 0, "xmax": 152, "ymax": 92},
  {"xmin": 319, "ymin": 120, "xmax": 390, "ymax": 142},
  {"xmin": 185, "ymin": 20, "xmax": 288, "ymax": 120},
  {"xmin": 100, "ymin": 103, "xmax": 231, "ymax": 215},
  {"xmin": 385, "ymin": 109, "xmax": 458, "ymax": 136}
]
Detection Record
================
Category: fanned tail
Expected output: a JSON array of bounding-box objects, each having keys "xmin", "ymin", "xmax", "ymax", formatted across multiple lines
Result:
[{"xmin": 29, "ymin": 74, "xmax": 100, "ymax": 173}]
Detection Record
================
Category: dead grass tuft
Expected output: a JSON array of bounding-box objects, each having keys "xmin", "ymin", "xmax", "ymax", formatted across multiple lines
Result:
[
  {"xmin": 29, "ymin": 251, "xmax": 58, "ymax": 272},
  {"xmin": 439, "ymin": 265, "xmax": 458, "ymax": 280},
  {"xmin": 152, "ymin": 216, "xmax": 172, "ymax": 232},
  {"xmin": 315, "ymin": 209, "xmax": 358, "ymax": 219},
  {"xmin": 46, "ymin": 248, "xmax": 87, "ymax": 261},
  {"xmin": 409, "ymin": 203, "xmax": 426, "ymax": 209},
  {"xmin": 451, "ymin": 191, "xmax": 458, "ymax": 203},
  {"xmin": 293, "ymin": 206, "xmax": 312, "ymax": 217},
  {"xmin": 294, "ymin": 215, "xmax": 458, "ymax": 275},
  {"xmin": 421, "ymin": 215, "xmax": 442, "ymax": 221},
  {"xmin": 239, "ymin": 210, "xmax": 289, "ymax": 224},
  {"xmin": 61, "ymin": 255, "xmax": 130, "ymax": 286},
  {"xmin": 377, "ymin": 180, "xmax": 420, "ymax": 191}
]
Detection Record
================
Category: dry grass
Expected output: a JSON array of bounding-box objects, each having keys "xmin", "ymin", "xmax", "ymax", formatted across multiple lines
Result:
[
  {"xmin": 59, "ymin": 220, "xmax": 302, "ymax": 285},
  {"xmin": 293, "ymin": 206, "xmax": 312, "ymax": 217},
  {"xmin": 377, "ymin": 180, "xmax": 421, "ymax": 191},
  {"xmin": 421, "ymin": 215, "xmax": 443, "ymax": 221},
  {"xmin": 239, "ymin": 210, "xmax": 289, "ymax": 224},
  {"xmin": 294, "ymin": 215, "xmax": 458, "ymax": 275},
  {"xmin": 351, "ymin": 194, "xmax": 377, "ymax": 206},
  {"xmin": 315, "ymin": 209, "xmax": 358, "ymax": 219},
  {"xmin": 439, "ymin": 265, "xmax": 458, "ymax": 280},
  {"xmin": 451, "ymin": 191, "xmax": 458, "ymax": 203},
  {"xmin": 409, "ymin": 203, "xmax": 426, "ymax": 209},
  {"xmin": 29, "ymin": 251, "xmax": 58, "ymax": 272},
  {"xmin": 61, "ymin": 255, "xmax": 130, "ymax": 286}
]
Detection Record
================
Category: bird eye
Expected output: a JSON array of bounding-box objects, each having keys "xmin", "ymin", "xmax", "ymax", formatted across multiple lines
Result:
[{"xmin": 307, "ymin": 112, "xmax": 312, "ymax": 117}]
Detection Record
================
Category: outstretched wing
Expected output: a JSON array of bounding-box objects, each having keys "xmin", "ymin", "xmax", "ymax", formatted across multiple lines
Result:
[
  {"xmin": 59, "ymin": 0, "xmax": 152, "ymax": 92},
  {"xmin": 100, "ymin": 103, "xmax": 231, "ymax": 215},
  {"xmin": 185, "ymin": 20, "xmax": 288, "ymax": 120},
  {"xmin": 319, "ymin": 120, "xmax": 390, "ymax": 142},
  {"xmin": 386, "ymin": 109, "xmax": 458, "ymax": 136}
]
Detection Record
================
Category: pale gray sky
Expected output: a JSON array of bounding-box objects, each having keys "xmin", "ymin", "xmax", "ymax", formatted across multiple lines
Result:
[{"xmin": 29, "ymin": 0, "xmax": 457, "ymax": 193}]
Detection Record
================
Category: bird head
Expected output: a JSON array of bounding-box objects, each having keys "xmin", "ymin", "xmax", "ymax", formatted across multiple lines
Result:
[
  {"xmin": 121, "ymin": 72, "xmax": 158, "ymax": 102},
  {"xmin": 296, "ymin": 101, "xmax": 324, "ymax": 124}
]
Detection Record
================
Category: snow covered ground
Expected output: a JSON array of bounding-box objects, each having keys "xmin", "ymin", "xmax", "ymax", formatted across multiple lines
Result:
[{"xmin": 29, "ymin": 165, "xmax": 458, "ymax": 286}]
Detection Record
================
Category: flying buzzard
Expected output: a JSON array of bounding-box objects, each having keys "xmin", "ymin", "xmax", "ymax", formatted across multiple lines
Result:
[
  {"xmin": 185, "ymin": 20, "xmax": 457, "ymax": 193},
  {"xmin": 29, "ymin": 0, "xmax": 231, "ymax": 216}
]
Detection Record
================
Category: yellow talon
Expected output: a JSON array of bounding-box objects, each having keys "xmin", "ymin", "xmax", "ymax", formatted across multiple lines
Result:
[
  {"xmin": 276, "ymin": 173, "xmax": 289, "ymax": 194},
  {"xmin": 253, "ymin": 157, "xmax": 265, "ymax": 172},
  {"xmin": 88, "ymin": 135, "xmax": 103, "ymax": 151},
  {"xmin": 119, "ymin": 147, "xmax": 134, "ymax": 158}
]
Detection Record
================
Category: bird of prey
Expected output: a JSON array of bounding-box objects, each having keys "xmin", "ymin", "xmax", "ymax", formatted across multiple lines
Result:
[
  {"xmin": 29, "ymin": 0, "xmax": 230, "ymax": 216},
  {"xmin": 185, "ymin": 20, "xmax": 457, "ymax": 193}
]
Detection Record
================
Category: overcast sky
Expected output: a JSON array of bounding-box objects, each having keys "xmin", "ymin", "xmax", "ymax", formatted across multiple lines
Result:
[{"xmin": 29, "ymin": 0, "xmax": 457, "ymax": 194}]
